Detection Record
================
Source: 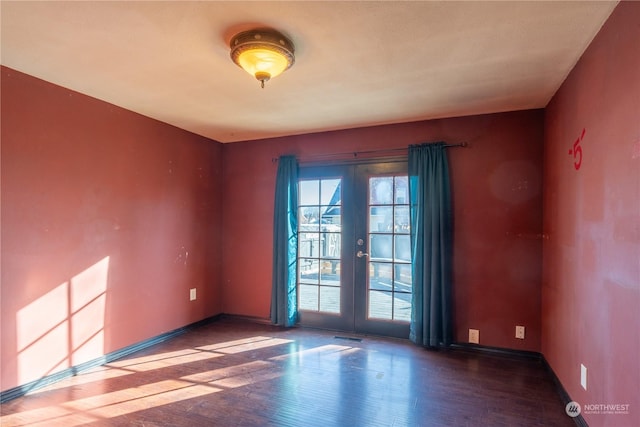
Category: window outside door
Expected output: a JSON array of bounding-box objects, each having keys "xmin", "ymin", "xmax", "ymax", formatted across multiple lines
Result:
[{"xmin": 296, "ymin": 162, "xmax": 411, "ymax": 339}]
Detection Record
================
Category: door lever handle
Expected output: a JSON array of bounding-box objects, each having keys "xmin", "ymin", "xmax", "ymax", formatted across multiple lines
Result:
[{"xmin": 357, "ymin": 250, "xmax": 369, "ymax": 258}]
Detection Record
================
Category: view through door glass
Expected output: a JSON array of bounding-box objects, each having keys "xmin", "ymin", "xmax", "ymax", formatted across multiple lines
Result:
[
  {"xmin": 296, "ymin": 162, "xmax": 411, "ymax": 339},
  {"xmin": 298, "ymin": 178, "xmax": 342, "ymax": 314}
]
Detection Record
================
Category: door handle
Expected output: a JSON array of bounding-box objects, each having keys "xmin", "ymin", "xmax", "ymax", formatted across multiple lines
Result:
[{"xmin": 357, "ymin": 250, "xmax": 369, "ymax": 258}]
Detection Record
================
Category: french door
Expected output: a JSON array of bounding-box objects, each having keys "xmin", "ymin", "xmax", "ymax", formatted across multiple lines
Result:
[{"xmin": 296, "ymin": 161, "xmax": 412, "ymax": 339}]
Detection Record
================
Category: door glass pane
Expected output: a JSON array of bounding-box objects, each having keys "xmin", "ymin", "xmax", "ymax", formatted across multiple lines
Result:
[
  {"xmin": 369, "ymin": 262, "xmax": 392, "ymax": 291},
  {"xmin": 297, "ymin": 178, "xmax": 342, "ymax": 315},
  {"xmin": 393, "ymin": 263, "xmax": 412, "ymax": 323},
  {"xmin": 370, "ymin": 206, "xmax": 392, "ymax": 232},
  {"xmin": 370, "ymin": 177, "xmax": 394, "ymax": 204},
  {"xmin": 320, "ymin": 179, "xmax": 341, "ymax": 205},
  {"xmin": 299, "ymin": 206, "xmax": 320, "ymax": 231},
  {"xmin": 320, "ymin": 260, "xmax": 340, "ymax": 286},
  {"xmin": 319, "ymin": 287, "xmax": 340, "ymax": 313},
  {"xmin": 394, "ymin": 176, "xmax": 409, "ymax": 204},
  {"xmin": 394, "ymin": 206, "xmax": 410, "ymax": 233},
  {"xmin": 394, "ymin": 264, "xmax": 412, "ymax": 293},
  {"xmin": 369, "ymin": 291, "xmax": 393, "ymax": 320},
  {"xmin": 321, "ymin": 232, "xmax": 340, "ymax": 258},
  {"xmin": 299, "ymin": 232, "xmax": 320, "ymax": 257},
  {"xmin": 367, "ymin": 175, "xmax": 412, "ymax": 322},
  {"xmin": 394, "ymin": 235, "xmax": 411, "ymax": 262},
  {"xmin": 299, "ymin": 259, "xmax": 319, "ymax": 283},
  {"xmin": 299, "ymin": 285, "xmax": 318, "ymax": 311},
  {"xmin": 370, "ymin": 234, "xmax": 392, "ymax": 259},
  {"xmin": 299, "ymin": 180, "xmax": 319, "ymax": 205}
]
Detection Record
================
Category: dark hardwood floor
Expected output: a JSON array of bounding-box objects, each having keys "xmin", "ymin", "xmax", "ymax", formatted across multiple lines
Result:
[{"xmin": 1, "ymin": 318, "xmax": 574, "ymax": 426}]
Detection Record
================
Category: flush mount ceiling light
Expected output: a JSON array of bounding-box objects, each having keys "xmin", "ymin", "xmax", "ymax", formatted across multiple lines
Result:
[{"xmin": 230, "ymin": 28, "xmax": 295, "ymax": 88}]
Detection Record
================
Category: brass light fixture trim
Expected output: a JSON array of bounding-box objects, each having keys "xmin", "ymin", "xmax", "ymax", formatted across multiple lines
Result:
[{"xmin": 230, "ymin": 28, "xmax": 295, "ymax": 88}]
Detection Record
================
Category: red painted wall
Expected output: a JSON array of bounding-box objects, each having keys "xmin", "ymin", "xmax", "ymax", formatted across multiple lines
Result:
[
  {"xmin": 542, "ymin": 2, "xmax": 640, "ymax": 426},
  {"xmin": 1, "ymin": 67, "xmax": 223, "ymax": 391},
  {"xmin": 222, "ymin": 110, "xmax": 544, "ymax": 352}
]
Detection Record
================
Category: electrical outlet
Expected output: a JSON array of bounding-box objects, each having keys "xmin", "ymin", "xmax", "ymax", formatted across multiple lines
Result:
[
  {"xmin": 190, "ymin": 288, "xmax": 197, "ymax": 301},
  {"xmin": 515, "ymin": 325, "xmax": 525, "ymax": 339},
  {"xmin": 581, "ymin": 364, "xmax": 587, "ymax": 390},
  {"xmin": 469, "ymin": 329, "xmax": 479, "ymax": 344}
]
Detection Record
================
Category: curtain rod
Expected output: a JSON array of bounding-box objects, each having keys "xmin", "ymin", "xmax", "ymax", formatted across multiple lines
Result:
[{"xmin": 272, "ymin": 142, "xmax": 467, "ymax": 163}]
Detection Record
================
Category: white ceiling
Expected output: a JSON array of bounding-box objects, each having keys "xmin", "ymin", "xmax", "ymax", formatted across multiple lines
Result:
[{"xmin": 1, "ymin": 1, "xmax": 618, "ymax": 143}]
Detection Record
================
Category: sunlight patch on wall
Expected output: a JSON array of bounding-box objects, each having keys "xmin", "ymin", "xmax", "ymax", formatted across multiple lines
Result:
[
  {"xmin": 16, "ymin": 257, "xmax": 110, "ymax": 385},
  {"xmin": 16, "ymin": 282, "xmax": 70, "ymax": 384},
  {"xmin": 69, "ymin": 257, "xmax": 109, "ymax": 365}
]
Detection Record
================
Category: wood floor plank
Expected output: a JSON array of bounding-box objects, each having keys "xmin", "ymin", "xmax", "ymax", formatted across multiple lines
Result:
[{"xmin": 1, "ymin": 318, "xmax": 574, "ymax": 426}]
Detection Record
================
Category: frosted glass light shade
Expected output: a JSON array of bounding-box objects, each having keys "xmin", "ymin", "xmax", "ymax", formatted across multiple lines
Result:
[
  {"xmin": 237, "ymin": 49, "xmax": 289, "ymax": 81},
  {"xmin": 230, "ymin": 29, "xmax": 295, "ymax": 88}
]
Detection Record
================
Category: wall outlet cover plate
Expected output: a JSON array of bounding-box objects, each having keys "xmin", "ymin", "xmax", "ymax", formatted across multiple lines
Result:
[{"xmin": 469, "ymin": 329, "xmax": 479, "ymax": 344}]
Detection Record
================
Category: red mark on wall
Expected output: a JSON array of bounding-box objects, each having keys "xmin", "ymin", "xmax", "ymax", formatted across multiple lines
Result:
[{"xmin": 568, "ymin": 128, "xmax": 585, "ymax": 170}]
